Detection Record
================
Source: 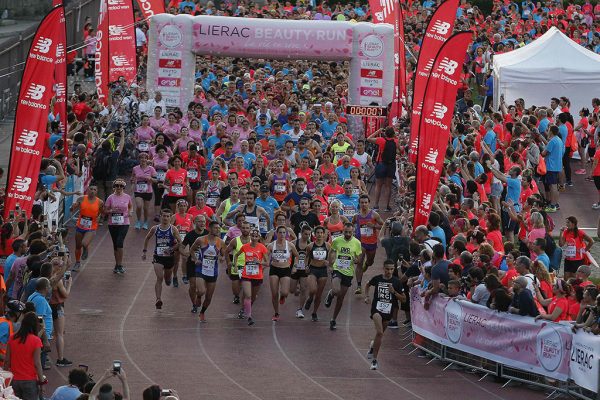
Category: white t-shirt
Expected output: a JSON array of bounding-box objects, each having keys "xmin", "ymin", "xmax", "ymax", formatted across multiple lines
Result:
[{"xmin": 136, "ymin": 27, "xmax": 147, "ymax": 47}]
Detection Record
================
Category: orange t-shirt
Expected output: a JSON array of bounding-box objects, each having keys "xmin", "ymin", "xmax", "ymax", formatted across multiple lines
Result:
[{"xmin": 240, "ymin": 243, "xmax": 268, "ymax": 280}]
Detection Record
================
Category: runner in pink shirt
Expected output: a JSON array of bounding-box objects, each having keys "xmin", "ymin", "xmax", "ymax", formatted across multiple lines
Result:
[{"xmin": 104, "ymin": 178, "xmax": 133, "ymax": 274}]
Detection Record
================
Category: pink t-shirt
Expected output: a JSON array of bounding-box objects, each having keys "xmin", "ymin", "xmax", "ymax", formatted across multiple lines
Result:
[
  {"xmin": 149, "ymin": 117, "xmax": 166, "ymax": 132},
  {"xmin": 135, "ymin": 126, "xmax": 156, "ymax": 143},
  {"xmin": 162, "ymin": 123, "xmax": 181, "ymax": 141},
  {"xmin": 189, "ymin": 128, "xmax": 203, "ymax": 144},
  {"xmin": 132, "ymin": 165, "xmax": 156, "ymax": 193},
  {"xmin": 105, "ymin": 193, "xmax": 132, "ymax": 225}
]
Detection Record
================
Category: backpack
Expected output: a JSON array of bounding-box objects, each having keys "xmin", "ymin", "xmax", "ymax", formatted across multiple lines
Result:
[
  {"xmin": 381, "ymin": 138, "xmax": 397, "ymax": 165},
  {"xmin": 92, "ymin": 149, "xmax": 114, "ymax": 181}
]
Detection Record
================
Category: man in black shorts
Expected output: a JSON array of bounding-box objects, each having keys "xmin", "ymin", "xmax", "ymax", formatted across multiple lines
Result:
[
  {"xmin": 180, "ymin": 215, "xmax": 208, "ymax": 313},
  {"xmin": 363, "ymin": 260, "xmax": 405, "ymax": 370}
]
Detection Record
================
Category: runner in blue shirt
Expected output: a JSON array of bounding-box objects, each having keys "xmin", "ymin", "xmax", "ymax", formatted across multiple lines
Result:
[{"xmin": 336, "ymin": 180, "xmax": 360, "ymax": 220}]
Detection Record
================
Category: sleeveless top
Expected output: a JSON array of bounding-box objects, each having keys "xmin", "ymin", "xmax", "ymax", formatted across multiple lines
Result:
[
  {"xmin": 271, "ymin": 241, "xmax": 291, "ymax": 266},
  {"xmin": 244, "ymin": 206, "xmax": 260, "ymax": 232},
  {"xmin": 295, "ymin": 238, "xmax": 308, "ymax": 270},
  {"xmin": 199, "ymin": 241, "xmax": 220, "ymax": 277},
  {"xmin": 205, "ymin": 180, "xmax": 221, "ymax": 209},
  {"xmin": 326, "ymin": 217, "xmax": 344, "ymax": 242},
  {"xmin": 310, "ymin": 242, "xmax": 329, "ymax": 264},
  {"xmin": 155, "ymin": 225, "xmax": 176, "ymax": 257},
  {"xmin": 355, "ymin": 210, "xmax": 377, "ymax": 246},
  {"xmin": 77, "ymin": 195, "xmax": 100, "ymax": 231}
]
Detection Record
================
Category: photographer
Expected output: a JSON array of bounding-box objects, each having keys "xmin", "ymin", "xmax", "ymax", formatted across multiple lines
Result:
[
  {"xmin": 92, "ymin": 129, "xmax": 126, "ymax": 202},
  {"xmin": 379, "ymin": 217, "xmax": 409, "ymax": 269},
  {"xmin": 89, "ymin": 364, "xmax": 130, "ymax": 400},
  {"xmin": 49, "ymin": 367, "xmax": 89, "ymax": 399}
]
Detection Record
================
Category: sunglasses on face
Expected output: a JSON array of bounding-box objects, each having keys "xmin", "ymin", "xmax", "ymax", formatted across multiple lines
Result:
[{"xmin": 113, "ymin": 184, "xmax": 125, "ymax": 188}]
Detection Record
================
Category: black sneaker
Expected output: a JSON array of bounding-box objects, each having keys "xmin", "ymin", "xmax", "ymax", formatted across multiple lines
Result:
[
  {"xmin": 165, "ymin": 279, "xmax": 171, "ymax": 286},
  {"xmin": 370, "ymin": 359, "xmax": 379, "ymax": 370},
  {"xmin": 113, "ymin": 265, "xmax": 119, "ymax": 274},
  {"xmin": 155, "ymin": 299, "xmax": 163, "ymax": 309},
  {"xmin": 191, "ymin": 305, "xmax": 198, "ymax": 313},
  {"xmin": 304, "ymin": 296, "xmax": 313, "ymax": 310},
  {"xmin": 329, "ymin": 320, "xmax": 337, "ymax": 331},
  {"xmin": 182, "ymin": 276, "xmax": 189, "ymax": 284},
  {"xmin": 82, "ymin": 247, "xmax": 88, "ymax": 260},
  {"xmin": 247, "ymin": 317, "xmax": 255, "ymax": 326},
  {"xmin": 233, "ymin": 295, "xmax": 240, "ymax": 304},
  {"xmin": 311, "ymin": 313, "xmax": 318, "ymax": 322},
  {"xmin": 56, "ymin": 358, "xmax": 73, "ymax": 367},
  {"xmin": 237, "ymin": 309, "xmax": 245, "ymax": 319},
  {"xmin": 387, "ymin": 320, "xmax": 399, "ymax": 329},
  {"xmin": 324, "ymin": 289, "xmax": 334, "ymax": 308},
  {"xmin": 173, "ymin": 277, "xmax": 179, "ymax": 287}
]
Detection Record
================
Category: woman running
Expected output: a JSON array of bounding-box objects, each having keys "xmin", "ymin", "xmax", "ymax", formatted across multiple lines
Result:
[
  {"xmin": 190, "ymin": 221, "xmax": 224, "ymax": 322},
  {"xmin": 104, "ymin": 179, "xmax": 133, "ymax": 274},
  {"xmin": 268, "ymin": 160, "xmax": 291, "ymax": 204},
  {"xmin": 233, "ymin": 228, "xmax": 269, "ymax": 326},
  {"xmin": 151, "ymin": 144, "xmax": 170, "ymax": 220},
  {"xmin": 291, "ymin": 225, "xmax": 311, "ymax": 319},
  {"xmin": 71, "ymin": 184, "xmax": 103, "ymax": 271},
  {"xmin": 304, "ymin": 226, "xmax": 331, "ymax": 321},
  {"xmin": 324, "ymin": 199, "xmax": 348, "ymax": 242},
  {"xmin": 267, "ymin": 225, "xmax": 299, "ymax": 321},
  {"xmin": 131, "ymin": 152, "xmax": 156, "ymax": 230},
  {"xmin": 164, "ymin": 155, "xmax": 189, "ymax": 213}
]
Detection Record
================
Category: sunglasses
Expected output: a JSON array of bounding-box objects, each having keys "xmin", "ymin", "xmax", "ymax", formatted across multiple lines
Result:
[{"xmin": 113, "ymin": 184, "xmax": 125, "ymax": 188}]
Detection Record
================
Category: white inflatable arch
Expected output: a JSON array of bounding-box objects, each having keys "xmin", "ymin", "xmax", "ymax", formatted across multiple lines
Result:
[{"xmin": 147, "ymin": 14, "xmax": 394, "ymax": 109}]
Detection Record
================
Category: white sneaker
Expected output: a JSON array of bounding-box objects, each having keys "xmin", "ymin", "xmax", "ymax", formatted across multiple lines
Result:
[
  {"xmin": 367, "ymin": 340, "xmax": 374, "ymax": 359},
  {"xmin": 370, "ymin": 360, "xmax": 378, "ymax": 370},
  {"xmin": 593, "ymin": 203, "xmax": 600, "ymax": 210},
  {"xmin": 296, "ymin": 309, "xmax": 305, "ymax": 319}
]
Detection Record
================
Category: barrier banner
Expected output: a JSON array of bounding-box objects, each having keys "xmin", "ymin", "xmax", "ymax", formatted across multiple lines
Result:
[
  {"xmin": 410, "ymin": 288, "xmax": 572, "ymax": 381},
  {"xmin": 4, "ymin": 7, "xmax": 63, "ymax": 217},
  {"xmin": 570, "ymin": 331, "xmax": 600, "ymax": 392},
  {"xmin": 408, "ymin": 0, "xmax": 459, "ymax": 163},
  {"xmin": 107, "ymin": 0, "xmax": 137, "ymax": 84},
  {"xmin": 136, "ymin": 0, "xmax": 165, "ymax": 19},
  {"xmin": 413, "ymin": 32, "xmax": 470, "ymax": 229},
  {"xmin": 95, "ymin": 0, "xmax": 110, "ymax": 106}
]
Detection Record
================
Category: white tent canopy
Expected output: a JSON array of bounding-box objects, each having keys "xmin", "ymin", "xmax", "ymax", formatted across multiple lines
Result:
[{"xmin": 493, "ymin": 27, "xmax": 600, "ymax": 115}]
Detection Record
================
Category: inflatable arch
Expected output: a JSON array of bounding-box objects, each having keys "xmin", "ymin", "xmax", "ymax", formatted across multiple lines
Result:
[{"xmin": 147, "ymin": 14, "xmax": 395, "ymax": 110}]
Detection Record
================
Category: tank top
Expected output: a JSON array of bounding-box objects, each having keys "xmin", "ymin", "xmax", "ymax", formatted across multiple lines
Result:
[
  {"xmin": 199, "ymin": 241, "xmax": 220, "ymax": 277},
  {"xmin": 167, "ymin": 168, "xmax": 187, "ymax": 197},
  {"xmin": 295, "ymin": 238, "xmax": 308, "ymax": 270},
  {"xmin": 271, "ymin": 241, "xmax": 291, "ymax": 265},
  {"xmin": 311, "ymin": 242, "xmax": 329, "ymax": 263},
  {"xmin": 326, "ymin": 217, "xmax": 344, "ymax": 242},
  {"xmin": 174, "ymin": 213, "xmax": 193, "ymax": 240},
  {"xmin": 220, "ymin": 199, "xmax": 239, "ymax": 233},
  {"xmin": 205, "ymin": 180, "xmax": 221, "ymax": 209},
  {"xmin": 76, "ymin": 195, "xmax": 100, "ymax": 230},
  {"xmin": 155, "ymin": 225, "xmax": 176, "ymax": 257},
  {"xmin": 244, "ymin": 206, "xmax": 260, "ymax": 232},
  {"xmin": 356, "ymin": 210, "xmax": 377, "ymax": 245},
  {"xmin": 353, "ymin": 152, "xmax": 369, "ymax": 173},
  {"xmin": 234, "ymin": 236, "xmax": 247, "ymax": 268},
  {"xmin": 272, "ymin": 173, "xmax": 288, "ymax": 202}
]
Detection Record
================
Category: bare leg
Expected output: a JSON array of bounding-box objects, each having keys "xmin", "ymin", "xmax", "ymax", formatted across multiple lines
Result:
[{"xmin": 371, "ymin": 313, "xmax": 388, "ymax": 359}]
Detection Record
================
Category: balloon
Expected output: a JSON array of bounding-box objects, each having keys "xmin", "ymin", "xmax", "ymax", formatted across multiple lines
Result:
[{"xmin": 314, "ymin": 12, "xmax": 323, "ymax": 20}]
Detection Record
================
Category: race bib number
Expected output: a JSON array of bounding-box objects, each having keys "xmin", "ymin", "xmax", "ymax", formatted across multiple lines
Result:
[
  {"xmin": 337, "ymin": 256, "xmax": 351, "ymax": 270},
  {"xmin": 259, "ymin": 217, "xmax": 268, "ymax": 233},
  {"xmin": 376, "ymin": 301, "xmax": 392, "ymax": 314},
  {"xmin": 206, "ymin": 196, "xmax": 218, "ymax": 206},
  {"xmin": 565, "ymin": 245, "xmax": 577, "ymax": 258},
  {"xmin": 179, "ymin": 232, "xmax": 187, "ymax": 241},
  {"xmin": 360, "ymin": 226, "xmax": 373, "ymax": 237},
  {"xmin": 156, "ymin": 246, "xmax": 170, "ymax": 256},
  {"xmin": 297, "ymin": 254, "xmax": 306, "ymax": 270},
  {"xmin": 80, "ymin": 216, "xmax": 93, "ymax": 229},
  {"xmin": 246, "ymin": 261, "xmax": 259, "ymax": 276},
  {"xmin": 136, "ymin": 182, "xmax": 148, "ymax": 193},
  {"xmin": 156, "ymin": 170, "xmax": 166, "ymax": 181},
  {"xmin": 201, "ymin": 256, "xmax": 217, "ymax": 276},
  {"xmin": 335, "ymin": 152, "xmax": 345, "ymax": 160},
  {"xmin": 352, "ymin": 188, "xmax": 360, "ymax": 195},
  {"xmin": 111, "ymin": 213, "xmax": 125, "ymax": 225},
  {"xmin": 187, "ymin": 169, "xmax": 198, "ymax": 180},
  {"xmin": 274, "ymin": 184, "xmax": 285, "ymax": 192},
  {"xmin": 246, "ymin": 216, "xmax": 260, "ymax": 231},
  {"xmin": 313, "ymin": 249, "xmax": 326, "ymax": 260},
  {"xmin": 171, "ymin": 184, "xmax": 184, "ymax": 196},
  {"xmin": 273, "ymin": 250, "xmax": 288, "ymax": 263},
  {"xmin": 138, "ymin": 142, "xmax": 149, "ymax": 152},
  {"xmin": 342, "ymin": 206, "xmax": 355, "ymax": 217}
]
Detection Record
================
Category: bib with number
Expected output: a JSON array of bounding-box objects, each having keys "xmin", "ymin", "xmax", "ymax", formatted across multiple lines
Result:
[
  {"xmin": 274, "ymin": 183, "xmax": 286, "ymax": 192},
  {"xmin": 259, "ymin": 217, "xmax": 268, "ymax": 232},
  {"xmin": 201, "ymin": 256, "xmax": 217, "ymax": 276},
  {"xmin": 171, "ymin": 184, "xmax": 184, "ymax": 196},
  {"xmin": 342, "ymin": 206, "xmax": 355, "ymax": 217},
  {"xmin": 376, "ymin": 301, "xmax": 392, "ymax": 314},
  {"xmin": 156, "ymin": 170, "xmax": 166, "ymax": 181},
  {"xmin": 245, "ymin": 261, "xmax": 259, "ymax": 276},
  {"xmin": 246, "ymin": 216, "xmax": 260, "ymax": 231},
  {"xmin": 138, "ymin": 142, "xmax": 149, "ymax": 152},
  {"xmin": 360, "ymin": 226, "xmax": 373, "ymax": 237},
  {"xmin": 337, "ymin": 255, "xmax": 351, "ymax": 270},
  {"xmin": 156, "ymin": 245, "xmax": 171, "ymax": 256},
  {"xmin": 272, "ymin": 249, "xmax": 288, "ymax": 263},
  {"xmin": 187, "ymin": 169, "xmax": 198, "ymax": 180},
  {"xmin": 565, "ymin": 245, "xmax": 577, "ymax": 258},
  {"xmin": 80, "ymin": 216, "xmax": 93, "ymax": 229},
  {"xmin": 313, "ymin": 249, "xmax": 327, "ymax": 260},
  {"xmin": 111, "ymin": 213, "xmax": 125, "ymax": 225},
  {"xmin": 136, "ymin": 182, "xmax": 148, "ymax": 193},
  {"xmin": 297, "ymin": 253, "xmax": 306, "ymax": 270}
]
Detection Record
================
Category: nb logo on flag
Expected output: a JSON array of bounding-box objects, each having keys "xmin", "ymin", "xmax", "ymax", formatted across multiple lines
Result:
[
  {"xmin": 55, "ymin": 43, "xmax": 65, "ymax": 58},
  {"xmin": 26, "ymin": 84, "xmax": 46, "ymax": 100},
  {"xmin": 431, "ymin": 20, "xmax": 451, "ymax": 35},
  {"xmin": 424, "ymin": 148, "xmax": 438, "ymax": 164},
  {"xmin": 420, "ymin": 193, "xmax": 432, "ymax": 210},
  {"xmin": 378, "ymin": 0, "xmax": 394, "ymax": 19},
  {"xmin": 394, "ymin": 53, "xmax": 399, "ymax": 65},
  {"xmin": 438, "ymin": 57, "xmax": 458, "ymax": 75},
  {"xmin": 34, "ymin": 37, "xmax": 53, "ymax": 54},
  {"xmin": 109, "ymin": 25, "xmax": 127, "ymax": 36},
  {"xmin": 16, "ymin": 130, "xmax": 38, "ymax": 147},
  {"xmin": 112, "ymin": 55, "xmax": 129, "ymax": 66},
  {"xmin": 12, "ymin": 176, "xmax": 32, "ymax": 193},
  {"xmin": 431, "ymin": 103, "xmax": 448, "ymax": 119},
  {"xmin": 54, "ymin": 83, "xmax": 66, "ymax": 97},
  {"xmin": 423, "ymin": 58, "xmax": 434, "ymax": 72}
]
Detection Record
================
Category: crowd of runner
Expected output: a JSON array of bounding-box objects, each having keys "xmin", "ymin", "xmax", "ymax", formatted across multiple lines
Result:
[{"xmin": 2, "ymin": 0, "xmax": 600, "ymax": 398}]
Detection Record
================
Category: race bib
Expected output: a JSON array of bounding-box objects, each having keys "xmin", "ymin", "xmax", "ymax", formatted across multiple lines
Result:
[
  {"xmin": 201, "ymin": 256, "xmax": 217, "ymax": 276},
  {"xmin": 376, "ymin": 301, "xmax": 392, "ymax": 314},
  {"xmin": 179, "ymin": 232, "xmax": 187, "ymax": 241},
  {"xmin": 206, "ymin": 196, "xmax": 218, "ymax": 206},
  {"xmin": 259, "ymin": 217, "xmax": 268, "ymax": 233},
  {"xmin": 111, "ymin": 213, "xmax": 124, "ymax": 225},
  {"xmin": 246, "ymin": 261, "xmax": 259, "ymax": 276},
  {"xmin": 136, "ymin": 182, "xmax": 148, "ymax": 193},
  {"xmin": 156, "ymin": 246, "xmax": 170, "ymax": 256},
  {"xmin": 352, "ymin": 188, "xmax": 360, "ymax": 195},
  {"xmin": 337, "ymin": 256, "xmax": 351, "ymax": 270},
  {"xmin": 187, "ymin": 169, "xmax": 198, "ymax": 180},
  {"xmin": 335, "ymin": 152, "xmax": 345, "ymax": 160},
  {"xmin": 297, "ymin": 254, "xmax": 306, "ymax": 270},
  {"xmin": 313, "ymin": 249, "xmax": 326, "ymax": 260},
  {"xmin": 80, "ymin": 216, "xmax": 93, "ymax": 229},
  {"xmin": 138, "ymin": 142, "xmax": 149, "ymax": 152},
  {"xmin": 342, "ymin": 206, "xmax": 355, "ymax": 217},
  {"xmin": 274, "ymin": 183, "xmax": 285, "ymax": 192},
  {"xmin": 565, "ymin": 245, "xmax": 577, "ymax": 258},
  {"xmin": 171, "ymin": 184, "xmax": 184, "ymax": 196},
  {"xmin": 246, "ymin": 216, "xmax": 260, "ymax": 231},
  {"xmin": 156, "ymin": 170, "xmax": 166, "ymax": 181},
  {"xmin": 360, "ymin": 226, "xmax": 373, "ymax": 237},
  {"xmin": 273, "ymin": 250, "xmax": 288, "ymax": 263}
]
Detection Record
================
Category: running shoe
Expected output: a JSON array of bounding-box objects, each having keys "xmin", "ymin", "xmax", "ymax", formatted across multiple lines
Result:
[
  {"xmin": 354, "ymin": 286, "xmax": 362, "ymax": 295},
  {"xmin": 402, "ymin": 319, "xmax": 412, "ymax": 327},
  {"xmin": 117, "ymin": 265, "xmax": 126, "ymax": 274},
  {"xmin": 387, "ymin": 320, "xmax": 399, "ymax": 329},
  {"xmin": 544, "ymin": 205, "xmax": 557, "ymax": 213},
  {"xmin": 173, "ymin": 277, "xmax": 179, "ymax": 288},
  {"xmin": 43, "ymin": 361, "xmax": 52, "ymax": 371},
  {"xmin": 593, "ymin": 203, "xmax": 600, "ymax": 210},
  {"xmin": 311, "ymin": 313, "xmax": 318, "ymax": 322},
  {"xmin": 279, "ymin": 295, "xmax": 286, "ymax": 305},
  {"xmin": 113, "ymin": 265, "xmax": 119, "ymax": 274},
  {"xmin": 155, "ymin": 299, "xmax": 163, "ymax": 309},
  {"xmin": 199, "ymin": 313, "xmax": 206, "ymax": 323},
  {"xmin": 272, "ymin": 313, "xmax": 280, "ymax": 321},
  {"xmin": 304, "ymin": 296, "xmax": 313, "ymax": 310},
  {"xmin": 165, "ymin": 279, "xmax": 171, "ymax": 286},
  {"xmin": 81, "ymin": 247, "xmax": 88, "ymax": 260},
  {"xmin": 324, "ymin": 290, "xmax": 334, "ymax": 308},
  {"xmin": 182, "ymin": 275, "xmax": 189, "ymax": 285},
  {"xmin": 329, "ymin": 320, "xmax": 337, "ymax": 331},
  {"xmin": 367, "ymin": 341, "xmax": 374, "ymax": 359},
  {"xmin": 296, "ymin": 309, "xmax": 305, "ymax": 319},
  {"xmin": 237, "ymin": 309, "xmax": 246, "ymax": 319},
  {"xmin": 558, "ymin": 184, "xmax": 566, "ymax": 192},
  {"xmin": 566, "ymin": 181, "xmax": 574, "ymax": 187},
  {"xmin": 135, "ymin": 221, "xmax": 142, "ymax": 230},
  {"xmin": 370, "ymin": 360, "xmax": 378, "ymax": 370},
  {"xmin": 575, "ymin": 169, "xmax": 587, "ymax": 175},
  {"xmin": 191, "ymin": 305, "xmax": 198, "ymax": 313},
  {"xmin": 143, "ymin": 222, "xmax": 149, "ymax": 230},
  {"xmin": 247, "ymin": 317, "xmax": 255, "ymax": 326},
  {"xmin": 71, "ymin": 261, "xmax": 81, "ymax": 272},
  {"xmin": 56, "ymin": 358, "xmax": 73, "ymax": 367},
  {"xmin": 233, "ymin": 295, "xmax": 240, "ymax": 304}
]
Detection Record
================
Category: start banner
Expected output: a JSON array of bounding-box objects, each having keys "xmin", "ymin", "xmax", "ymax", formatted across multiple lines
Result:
[{"xmin": 409, "ymin": 288, "xmax": 572, "ymax": 381}]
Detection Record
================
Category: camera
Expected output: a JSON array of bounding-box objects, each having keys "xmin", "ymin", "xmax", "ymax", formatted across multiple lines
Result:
[
  {"xmin": 161, "ymin": 389, "xmax": 173, "ymax": 396},
  {"xmin": 112, "ymin": 360, "xmax": 121, "ymax": 373},
  {"xmin": 460, "ymin": 276, "xmax": 472, "ymax": 287},
  {"xmin": 64, "ymin": 271, "xmax": 71, "ymax": 280}
]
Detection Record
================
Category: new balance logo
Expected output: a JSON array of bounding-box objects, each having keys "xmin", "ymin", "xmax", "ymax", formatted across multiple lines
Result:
[
  {"xmin": 12, "ymin": 176, "xmax": 31, "ymax": 193},
  {"xmin": 431, "ymin": 20, "xmax": 451, "ymax": 35},
  {"xmin": 438, "ymin": 57, "xmax": 458, "ymax": 75},
  {"xmin": 55, "ymin": 43, "xmax": 65, "ymax": 58},
  {"xmin": 112, "ymin": 55, "xmax": 129, "ymax": 67},
  {"xmin": 423, "ymin": 59, "xmax": 434, "ymax": 72},
  {"xmin": 424, "ymin": 148, "xmax": 438, "ymax": 164},
  {"xmin": 109, "ymin": 25, "xmax": 127, "ymax": 36},
  {"xmin": 108, "ymin": 0, "xmax": 125, "ymax": 4},
  {"xmin": 420, "ymin": 193, "xmax": 431, "ymax": 210},
  {"xmin": 16, "ymin": 130, "xmax": 38, "ymax": 147},
  {"xmin": 26, "ymin": 84, "xmax": 46, "ymax": 100},
  {"xmin": 54, "ymin": 83, "xmax": 66, "ymax": 97},
  {"xmin": 33, "ymin": 37, "xmax": 52, "ymax": 54},
  {"xmin": 431, "ymin": 103, "xmax": 448, "ymax": 119}
]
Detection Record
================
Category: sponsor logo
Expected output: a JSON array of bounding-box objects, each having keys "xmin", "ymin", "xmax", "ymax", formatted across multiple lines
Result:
[
  {"xmin": 54, "ymin": 83, "xmax": 66, "ymax": 97},
  {"xmin": 158, "ymin": 59, "xmax": 182, "ymax": 69},
  {"xmin": 360, "ymin": 34, "xmax": 384, "ymax": 58},
  {"xmin": 159, "ymin": 25, "xmax": 183, "ymax": 48},
  {"xmin": 431, "ymin": 20, "xmax": 451, "ymax": 35},
  {"xmin": 16, "ymin": 129, "xmax": 38, "ymax": 146},
  {"xmin": 109, "ymin": 24, "xmax": 127, "ymax": 36},
  {"xmin": 360, "ymin": 69, "xmax": 383, "ymax": 79},
  {"xmin": 360, "ymin": 87, "xmax": 382, "ymax": 97},
  {"xmin": 418, "ymin": 192, "xmax": 432, "ymax": 216},
  {"xmin": 95, "ymin": 30, "xmax": 106, "ymax": 104},
  {"xmin": 112, "ymin": 55, "xmax": 130, "ymax": 67},
  {"xmin": 431, "ymin": 103, "xmax": 447, "ymax": 119},
  {"xmin": 138, "ymin": 0, "xmax": 155, "ymax": 16},
  {"xmin": 108, "ymin": 0, "xmax": 125, "ymax": 4},
  {"xmin": 424, "ymin": 147, "xmax": 438, "ymax": 165},
  {"xmin": 12, "ymin": 176, "xmax": 32, "ymax": 192},
  {"xmin": 536, "ymin": 325, "xmax": 563, "ymax": 372},
  {"xmin": 438, "ymin": 57, "xmax": 459, "ymax": 75},
  {"xmin": 55, "ymin": 43, "xmax": 65, "ymax": 58},
  {"xmin": 20, "ymin": 83, "xmax": 47, "ymax": 109},
  {"xmin": 374, "ymin": 11, "xmax": 384, "ymax": 22},
  {"xmin": 34, "ymin": 37, "xmax": 52, "ymax": 54},
  {"xmin": 444, "ymin": 301, "xmax": 463, "ymax": 343},
  {"xmin": 158, "ymin": 77, "xmax": 181, "ymax": 87}
]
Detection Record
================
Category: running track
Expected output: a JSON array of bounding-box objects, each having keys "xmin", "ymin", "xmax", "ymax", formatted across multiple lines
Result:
[{"xmin": 42, "ymin": 216, "xmax": 547, "ymax": 400}]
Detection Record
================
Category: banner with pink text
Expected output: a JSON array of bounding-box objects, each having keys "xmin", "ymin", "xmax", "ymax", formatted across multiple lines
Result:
[{"xmin": 409, "ymin": 288, "xmax": 572, "ymax": 381}]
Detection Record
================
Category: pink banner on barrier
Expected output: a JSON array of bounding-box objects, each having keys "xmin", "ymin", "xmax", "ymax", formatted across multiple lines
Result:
[{"xmin": 409, "ymin": 288, "xmax": 572, "ymax": 381}]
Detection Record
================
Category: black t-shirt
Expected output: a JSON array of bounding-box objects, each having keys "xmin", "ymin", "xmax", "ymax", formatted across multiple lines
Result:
[
  {"xmin": 290, "ymin": 211, "xmax": 320, "ymax": 235},
  {"xmin": 431, "ymin": 260, "xmax": 450, "ymax": 287},
  {"xmin": 368, "ymin": 275, "xmax": 402, "ymax": 317},
  {"xmin": 183, "ymin": 229, "xmax": 207, "ymax": 266},
  {"xmin": 511, "ymin": 289, "xmax": 539, "ymax": 317}
]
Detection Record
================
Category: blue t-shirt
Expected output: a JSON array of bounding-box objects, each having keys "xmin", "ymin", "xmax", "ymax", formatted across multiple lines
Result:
[
  {"xmin": 538, "ymin": 118, "xmax": 550, "ymax": 134},
  {"xmin": 335, "ymin": 165, "xmax": 352, "ymax": 184},
  {"xmin": 320, "ymin": 121, "xmax": 338, "ymax": 138},
  {"xmin": 336, "ymin": 194, "xmax": 359, "ymax": 219},
  {"xmin": 50, "ymin": 385, "xmax": 82, "ymax": 400},
  {"xmin": 209, "ymin": 104, "xmax": 229, "ymax": 117},
  {"xmin": 506, "ymin": 177, "xmax": 521, "ymax": 211},
  {"xmin": 255, "ymin": 124, "xmax": 271, "ymax": 140},
  {"xmin": 536, "ymin": 253, "xmax": 550, "ymax": 270},
  {"xmin": 474, "ymin": 162, "xmax": 485, "ymax": 177},
  {"xmin": 270, "ymin": 134, "xmax": 292, "ymax": 150},
  {"xmin": 28, "ymin": 291, "xmax": 53, "ymax": 338},
  {"xmin": 545, "ymin": 136, "xmax": 564, "ymax": 172},
  {"xmin": 236, "ymin": 152, "xmax": 256, "ymax": 170},
  {"xmin": 485, "ymin": 76, "xmax": 494, "ymax": 96},
  {"xmin": 558, "ymin": 124, "xmax": 568, "ymax": 143},
  {"xmin": 429, "ymin": 226, "xmax": 446, "ymax": 250},
  {"xmin": 483, "ymin": 130, "xmax": 497, "ymax": 152},
  {"xmin": 40, "ymin": 174, "xmax": 58, "ymax": 190},
  {"xmin": 256, "ymin": 196, "xmax": 280, "ymax": 232}
]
